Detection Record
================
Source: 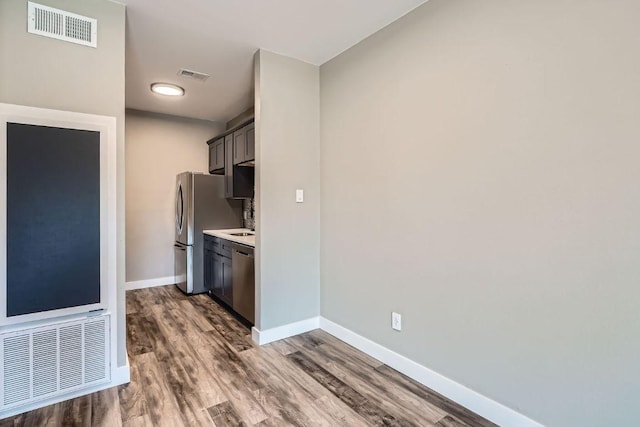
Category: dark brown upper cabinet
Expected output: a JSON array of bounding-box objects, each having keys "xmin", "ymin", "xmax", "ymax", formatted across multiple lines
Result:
[
  {"xmin": 233, "ymin": 123, "xmax": 255, "ymax": 166},
  {"xmin": 208, "ymin": 137, "xmax": 225, "ymax": 174},
  {"xmin": 245, "ymin": 122, "xmax": 255, "ymax": 162},
  {"xmin": 207, "ymin": 118, "xmax": 255, "ymax": 199},
  {"xmin": 225, "ymin": 133, "xmax": 253, "ymax": 199}
]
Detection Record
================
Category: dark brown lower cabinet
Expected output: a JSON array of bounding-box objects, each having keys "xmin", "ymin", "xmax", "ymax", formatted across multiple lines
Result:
[
  {"xmin": 205, "ymin": 235, "xmax": 233, "ymax": 307},
  {"xmin": 204, "ymin": 234, "xmax": 255, "ymax": 324},
  {"xmin": 218, "ymin": 255, "xmax": 233, "ymax": 306}
]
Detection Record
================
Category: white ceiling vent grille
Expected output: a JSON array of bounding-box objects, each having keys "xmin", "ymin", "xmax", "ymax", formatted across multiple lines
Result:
[
  {"xmin": 0, "ymin": 315, "xmax": 110, "ymax": 410},
  {"xmin": 178, "ymin": 68, "xmax": 210, "ymax": 82},
  {"xmin": 27, "ymin": 2, "xmax": 97, "ymax": 48}
]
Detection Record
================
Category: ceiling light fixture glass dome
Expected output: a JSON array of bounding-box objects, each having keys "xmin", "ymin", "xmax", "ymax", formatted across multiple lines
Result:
[{"xmin": 150, "ymin": 83, "xmax": 185, "ymax": 96}]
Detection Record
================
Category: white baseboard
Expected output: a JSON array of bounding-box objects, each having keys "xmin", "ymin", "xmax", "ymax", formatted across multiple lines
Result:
[
  {"xmin": 125, "ymin": 276, "xmax": 176, "ymax": 290},
  {"xmin": 0, "ymin": 360, "xmax": 130, "ymax": 420},
  {"xmin": 319, "ymin": 317, "xmax": 543, "ymax": 427},
  {"xmin": 252, "ymin": 316, "xmax": 320, "ymax": 345}
]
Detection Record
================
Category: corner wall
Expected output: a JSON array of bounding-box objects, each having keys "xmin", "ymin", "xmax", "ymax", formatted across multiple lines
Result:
[
  {"xmin": 0, "ymin": 0, "xmax": 127, "ymax": 366},
  {"xmin": 254, "ymin": 50, "xmax": 320, "ymax": 331},
  {"xmin": 320, "ymin": 1, "xmax": 640, "ymax": 426},
  {"xmin": 125, "ymin": 110, "xmax": 224, "ymax": 285}
]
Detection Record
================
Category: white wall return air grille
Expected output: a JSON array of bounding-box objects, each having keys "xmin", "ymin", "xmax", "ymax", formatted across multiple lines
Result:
[
  {"xmin": 27, "ymin": 2, "xmax": 97, "ymax": 48},
  {"xmin": 0, "ymin": 315, "xmax": 110, "ymax": 410}
]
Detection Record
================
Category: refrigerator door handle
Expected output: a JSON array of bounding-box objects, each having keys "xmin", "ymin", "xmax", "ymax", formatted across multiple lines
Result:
[{"xmin": 175, "ymin": 183, "xmax": 184, "ymax": 235}]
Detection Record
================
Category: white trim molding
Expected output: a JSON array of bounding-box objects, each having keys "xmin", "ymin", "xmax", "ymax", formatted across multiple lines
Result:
[
  {"xmin": 112, "ymin": 359, "xmax": 131, "ymax": 385},
  {"xmin": 251, "ymin": 316, "xmax": 319, "ymax": 345},
  {"xmin": 0, "ymin": 103, "xmax": 117, "ymax": 327},
  {"xmin": 319, "ymin": 317, "xmax": 543, "ymax": 427},
  {"xmin": 125, "ymin": 276, "xmax": 177, "ymax": 291}
]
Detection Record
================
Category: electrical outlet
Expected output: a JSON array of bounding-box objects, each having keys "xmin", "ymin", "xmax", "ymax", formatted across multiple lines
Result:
[
  {"xmin": 392, "ymin": 312, "xmax": 402, "ymax": 331},
  {"xmin": 296, "ymin": 189, "xmax": 304, "ymax": 203}
]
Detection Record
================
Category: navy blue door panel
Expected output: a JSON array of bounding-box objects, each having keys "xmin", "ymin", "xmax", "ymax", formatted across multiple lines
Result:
[{"xmin": 6, "ymin": 123, "xmax": 101, "ymax": 317}]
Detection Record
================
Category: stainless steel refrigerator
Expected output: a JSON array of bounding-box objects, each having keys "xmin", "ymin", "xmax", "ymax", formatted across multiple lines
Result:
[{"xmin": 174, "ymin": 172, "xmax": 243, "ymax": 294}]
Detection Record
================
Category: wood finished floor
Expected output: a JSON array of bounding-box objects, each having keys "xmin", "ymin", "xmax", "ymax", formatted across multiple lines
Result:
[{"xmin": 1, "ymin": 285, "xmax": 497, "ymax": 427}]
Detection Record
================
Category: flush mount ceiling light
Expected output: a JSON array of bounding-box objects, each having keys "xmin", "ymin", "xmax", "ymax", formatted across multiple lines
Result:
[{"xmin": 150, "ymin": 83, "xmax": 185, "ymax": 96}]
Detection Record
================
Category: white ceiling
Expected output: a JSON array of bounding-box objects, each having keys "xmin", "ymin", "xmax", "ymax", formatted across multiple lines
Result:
[{"xmin": 122, "ymin": 0, "xmax": 427, "ymax": 123}]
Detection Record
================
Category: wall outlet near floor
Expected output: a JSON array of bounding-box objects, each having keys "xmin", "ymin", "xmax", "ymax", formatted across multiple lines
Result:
[{"xmin": 392, "ymin": 312, "xmax": 402, "ymax": 331}]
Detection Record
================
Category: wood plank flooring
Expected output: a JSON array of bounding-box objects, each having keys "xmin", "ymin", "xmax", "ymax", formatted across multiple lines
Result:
[{"xmin": 0, "ymin": 285, "xmax": 497, "ymax": 427}]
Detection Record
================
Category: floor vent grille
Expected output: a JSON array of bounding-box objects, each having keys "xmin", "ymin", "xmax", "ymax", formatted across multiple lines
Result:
[
  {"xmin": 0, "ymin": 315, "xmax": 110, "ymax": 410},
  {"xmin": 28, "ymin": 2, "xmax": 97, "ymax": 48}
]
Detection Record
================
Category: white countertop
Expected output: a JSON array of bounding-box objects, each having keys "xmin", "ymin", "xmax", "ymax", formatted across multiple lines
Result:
[{"xmin": 203, "ymin": 228, "xmax": 255, "ymax": 247}]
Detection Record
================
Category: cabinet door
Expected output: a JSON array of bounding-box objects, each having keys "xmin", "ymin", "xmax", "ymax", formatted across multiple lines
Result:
[
  {"xmin": 212, "ymin": 254, "xmax": 223, "ymax": 298},
  {"xmin": 214, "ymin": 139, "xmax": 225, "ymax": 170},
  {"xmin": 224, "ymin": 134, "xmax": 233, "ymax": 198},
  {"xmin": 204, "ymin": 247, "xmax": 211, "ymax": 290},
  {"xmin": 208, "ymin": 144, "xmax": 216, "ymax": 173},
  {"xmin": 221, "ymin": 256, "xmax": 233, "ymax": 306},
  {"xmin": 208, "ymin": 138, "xmax": 224, "ymax": 173},
  {"xmin": 245, "ymin": 123, "xmax": 255, "ymax": 162},
  {"xmin": 233, "ymin": 128, "xmax": 246, "ymax": 165},
  {"xmin": 202, "ymin": 247, "xmax": 211, "ymax": 289}
]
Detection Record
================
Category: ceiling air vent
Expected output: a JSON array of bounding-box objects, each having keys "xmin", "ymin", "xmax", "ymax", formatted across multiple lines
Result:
[
  {"xmin": 178, "ymin": 68, "xmax": 210, "ymax": 82},
  {"xmin": 27, "ymin": 2, "xmax": 97, "ymax": 48}
]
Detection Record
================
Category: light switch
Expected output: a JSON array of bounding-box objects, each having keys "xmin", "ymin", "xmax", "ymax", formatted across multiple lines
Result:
[
  {"xmin": 296, "ymin": 189, "xmax": 304, "ymax": 203},
  {"xmin": 392, "ymin": 312, "xmax": 402, "ymax": 331}
]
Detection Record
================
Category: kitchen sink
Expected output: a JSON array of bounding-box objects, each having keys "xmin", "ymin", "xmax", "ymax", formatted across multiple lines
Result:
[{"xmin": 228, "ymin": 232, "xmax": 254, "ymax": 237}]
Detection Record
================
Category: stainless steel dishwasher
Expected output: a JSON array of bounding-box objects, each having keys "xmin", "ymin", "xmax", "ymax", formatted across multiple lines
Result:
[{"xmin": 231, "ymin": 242, "xmax": 255, "ymax": 324}]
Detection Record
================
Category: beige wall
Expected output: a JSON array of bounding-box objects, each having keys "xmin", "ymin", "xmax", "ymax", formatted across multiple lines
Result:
[
  {"xmin": 254, "ymin": 50, "xmax": 320, "ymax": 330},
  {"xmin": 320, "ymin": 1, "xmax": 640, "ymax": 426},
  {"xmin": 0, "ymin": 0, "xmax": 128, "ymax": 366},
  {"xmin": 125, "ymin": 110, "xmax": 224, "ymax": 283}
]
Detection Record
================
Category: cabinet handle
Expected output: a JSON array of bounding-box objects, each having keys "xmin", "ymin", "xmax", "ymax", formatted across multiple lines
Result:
[{"xmin": 233, "ymin": 249, "xmax": 252, "ymax": 257}]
